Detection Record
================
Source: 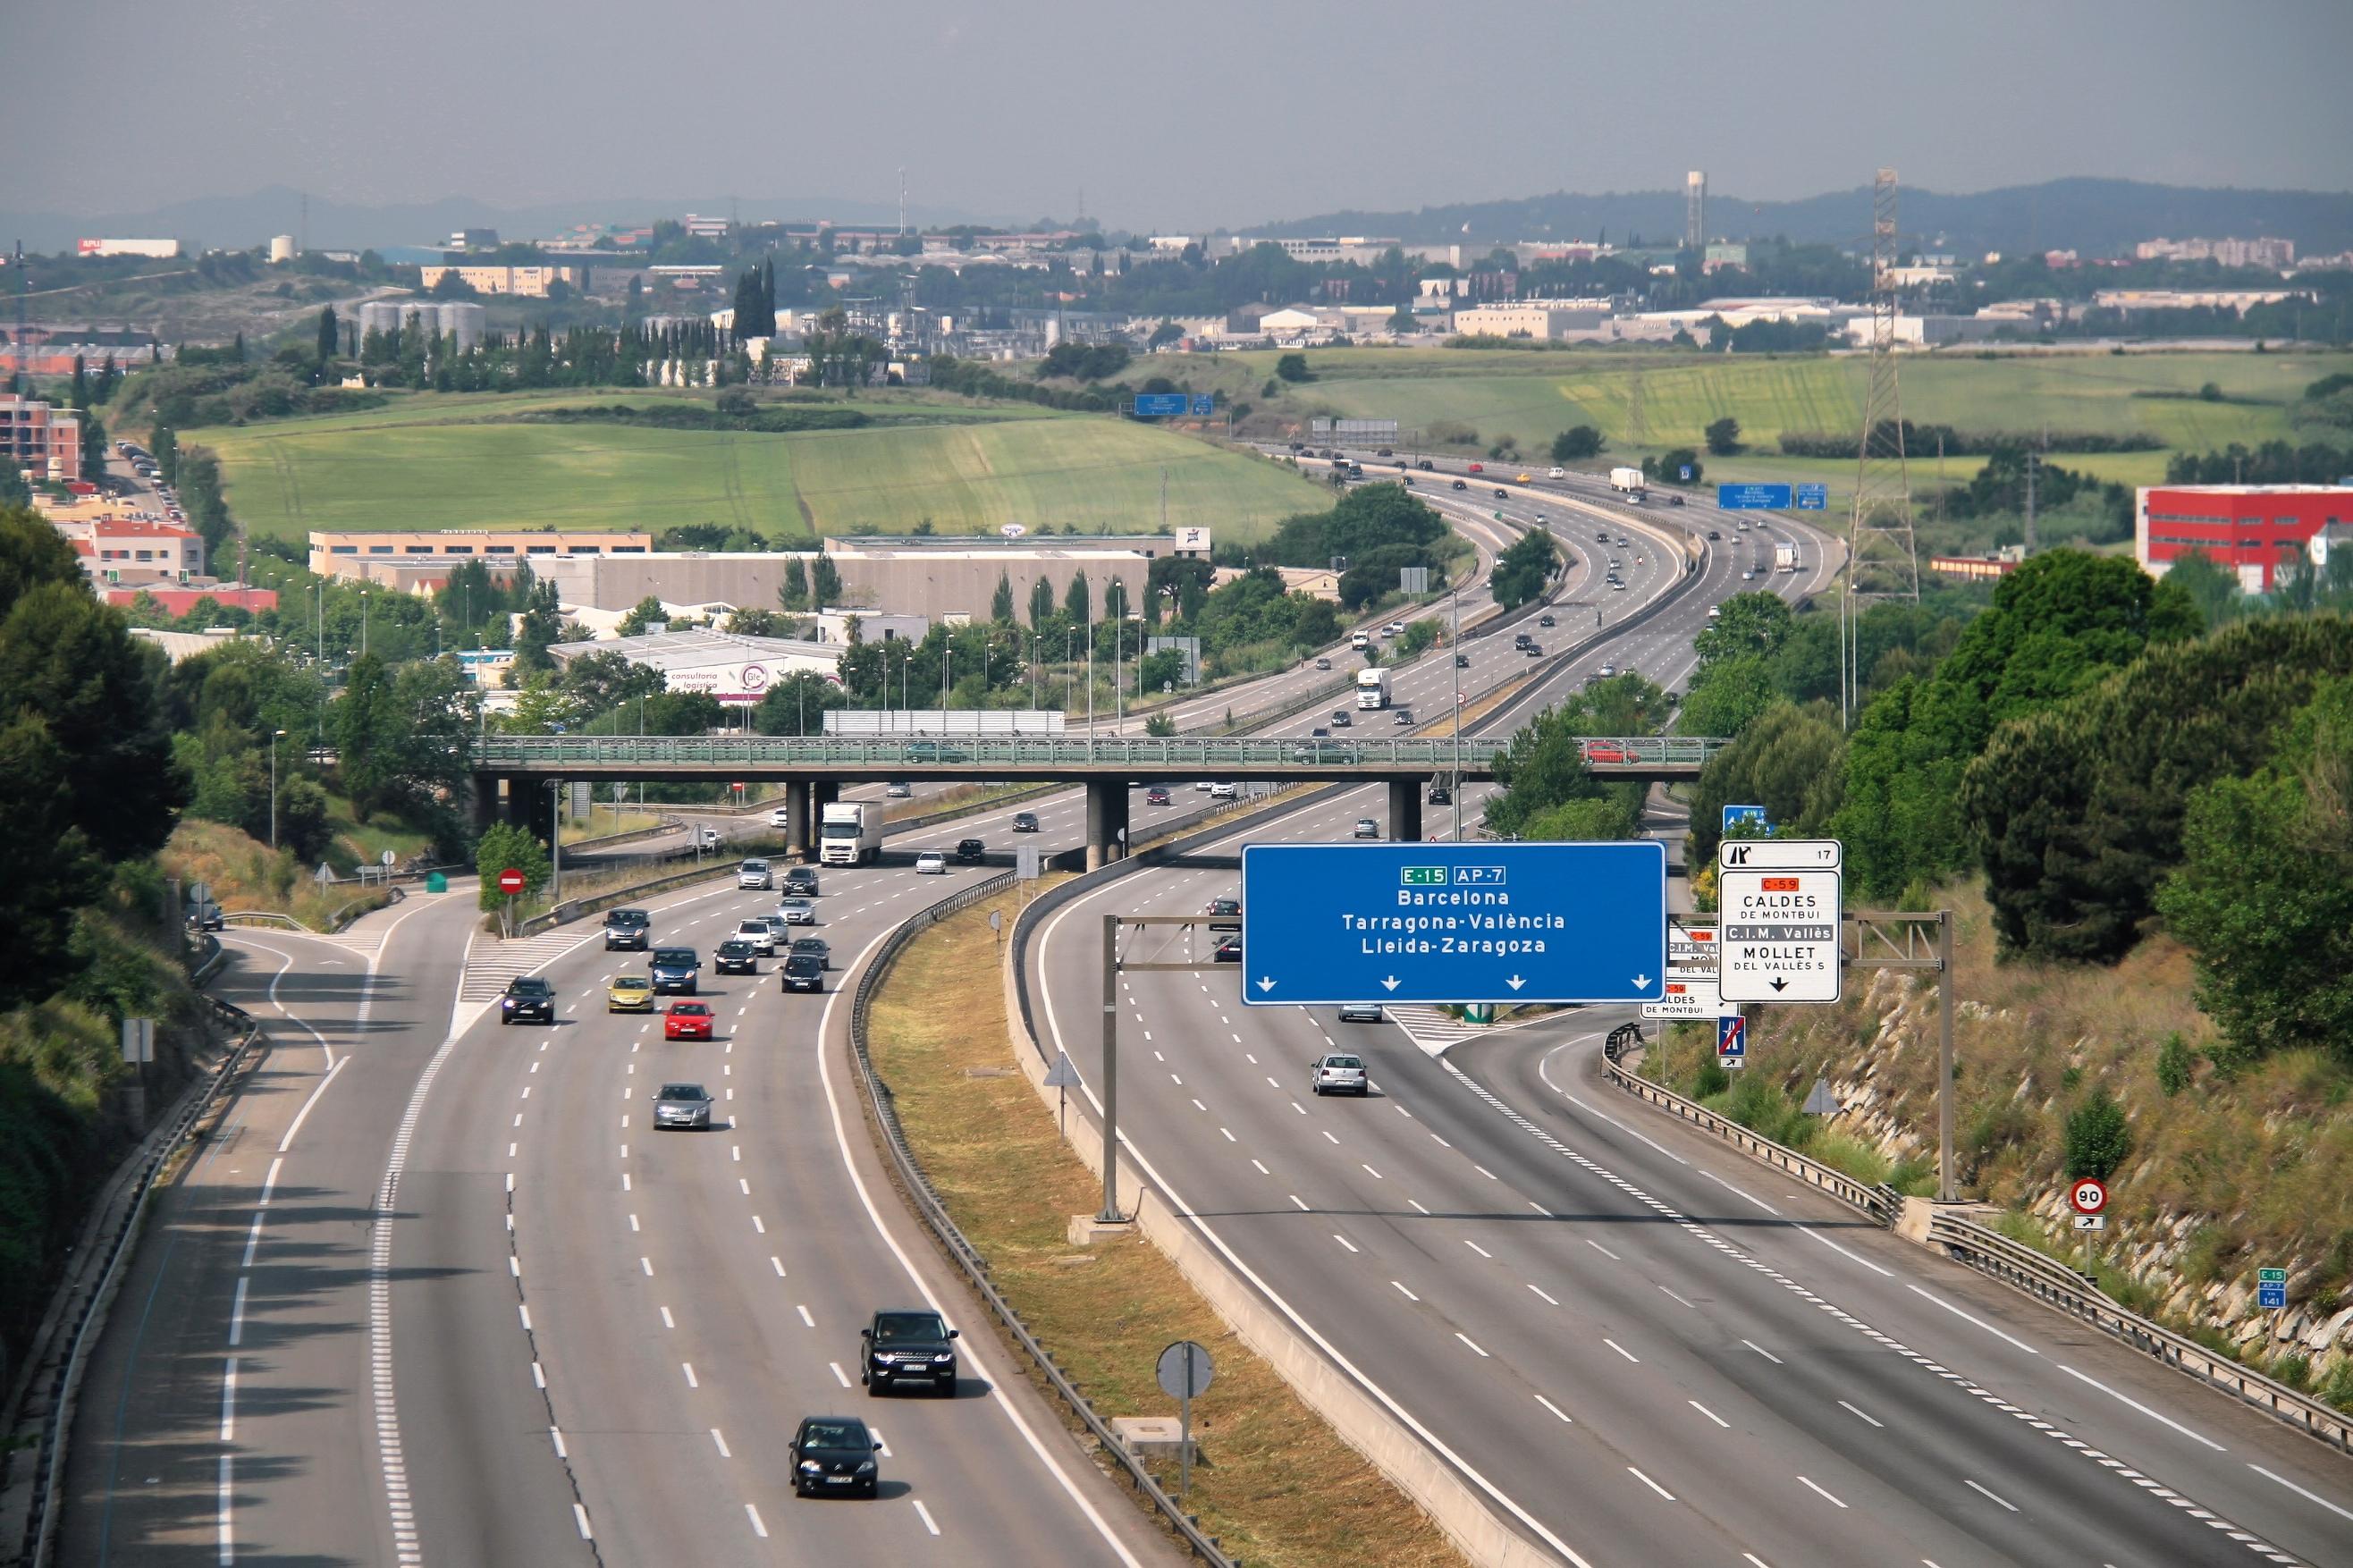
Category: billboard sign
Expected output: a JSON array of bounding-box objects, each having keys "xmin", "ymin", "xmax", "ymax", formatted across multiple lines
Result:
[
  {"xmin": 1171, "ymin": 527, "xmax": 1212, "ymax": 554},
  {"xmin": 1716, "ymin": 483, "xmax": 1794, "ymax": 510},
  {"xmin": 1795, "ymin": 483, "xmax": 1829, "ymax": 510}
]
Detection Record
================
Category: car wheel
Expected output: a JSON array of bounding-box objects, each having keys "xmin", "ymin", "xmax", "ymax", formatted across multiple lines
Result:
[
  {"xmin": 939, "ymin": 1374, "xmax": 957, "ymax": 1397},
  {"xmin": 864, "ymin": 1480, "xmax": 879, "ymax": 1499},
  {"xmin": 499, "ymin": 1015, "xmax": 510, "ymax": 1026}
]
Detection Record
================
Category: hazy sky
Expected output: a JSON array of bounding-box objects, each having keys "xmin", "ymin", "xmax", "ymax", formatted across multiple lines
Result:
[{"xmin": 7, "ymin": 0, "xmax": 2349, "ymax": 227}]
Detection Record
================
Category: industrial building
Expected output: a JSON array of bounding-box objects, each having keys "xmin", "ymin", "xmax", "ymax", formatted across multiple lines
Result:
[
  {"xmin": 1453, "ymin": 301, "xmax": 1613, "ymax": 340},
  {"xmin": 415, "ymin": 263, "xmax": 591, "ymax": 299},
  {"xmin": 2136, "ymin": 485, "xmax": 2353, "ymax": 593},
  {"xmin": 76, "ymin": 239, "xmax": 180, "ymax": 258},
  {"xmin": 355, "ymin": 299, "xmax": 489, "ymax": 350},
  {"xmin": 308, "ymin": 528, "xmax": 652, "ymax": 584},
  {"xmin": 1, "ymin": 395, "xmax": 84, "ymax": 483},
  {"xmin": 544, "ymin": 628, "xmax": 842, "ymax": 707}
]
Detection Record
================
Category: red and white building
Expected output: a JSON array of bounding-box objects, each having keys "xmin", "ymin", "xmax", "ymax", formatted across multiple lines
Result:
[
  {"xmin": 1, "ymin": 394, "xmax": 83, "ymax": 484},
  {"xmin": 2136, "ymin": 485, "xmax": 2353, "ymax": 594},
  {"xmin": 54, "ymin": 516, "xmax": 207, "ymax": 587}
]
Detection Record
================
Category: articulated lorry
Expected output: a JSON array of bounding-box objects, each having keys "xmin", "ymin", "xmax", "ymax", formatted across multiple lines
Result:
[
  {"xmin": 1356, "ymin": 667, "xmax": 1392, "ymax": 710},
  {"xmin": 1608, "ymin": 466, "xmax": 1647, "ymax": 498},
  {"xmin": 819, "ymin": 800, "xmax": 883, "ymax": 866}
]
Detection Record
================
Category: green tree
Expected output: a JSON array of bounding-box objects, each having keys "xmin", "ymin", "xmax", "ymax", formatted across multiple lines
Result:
[
  {"xmin": 1275, "ymin": 353, "xmax": 1311, "ymax": 384},
  {"xmin": 2161, "ymin": 549, "xmax": 2241, "ymax": 627},
  {"xmin": 332, "ymin": 653, "xmax": 401, "ymax": 819},
  {"xmin": 316, "ymin": 305, "xmax": 340, "ymax": 363},
  {"xmin": 1704, "ymin": 417, "xmax": 1743, "ymax": 456},
  {"xmin": 780, "ymin": 556, "xmax": 810, "ymax": 611},
  {"xmin": 1692, "ymin": 592, "xmax": 1793, "ymax": 667},
  {"xmin": 1549, "ymin": 426, "xmax": 1603, "ymax": 462},
  {"xmin": 79, "ymin": 409, "xmax": 108, "ymax": 489},
  {"xmin": 1063, "ymin": 572, "xmax": 1091, "ymax": 626},
  {"xmin": 751, "ymin": 671, "xmax": 848, "ymax": 736},
  {"xmin": 152, "ymin": 424, "xmax": 179, "ymax": 485},
  {"xmin": 2062, "ymin": 1089, "xmax": 2134, "ymax": 1180},
  {"xmin": 1489, "ymin": 529, "xmax": 1557, "ymax": 611},
  {"xmin": 1677, "ymin": 653, "xmax": 1779, "ymax": 739},
  {"xmin": 1686, "ymin": 701, "xmax": 1847, "ymax": 865},
  {"xmin": 2155, "ymin": 672, "xmax": 2353, "ymax": 1063},
  {"xmin": 1482, "ymin": 677, "xmax": 1663, "ymax": 839},
  {"xmin": 991, "ymin": 571, "xmax": 1016, "ymax": 623},
  {"xmin": 810, "ymin": 555, "xmax": 843, "ymax": 606},
  {"xmin": 475, "ymin": 821, "xmax": 552, "ymax": 912},
  {"xmin": 616, "ymin": 595, "xmax": 670, "ymax": 636}
]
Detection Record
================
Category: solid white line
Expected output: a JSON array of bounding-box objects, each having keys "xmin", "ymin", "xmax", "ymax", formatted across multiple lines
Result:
[
  {"xmin": 217, "ymin": 1454, "xmax": 232, "ymax": 1564},
  {"xmin": 1838, "ymin": 1399, "xmax": 1884, "ymax": 1428},
  {"xmin": 275, "ymin": 1055, "xmax": 350, "ymax": 1153},
  {"xmin": 2248, "ymin": 1464, "xmax": 2353, "ymax": 1522},
  {"xmin": 1798, "ymin": 1475, "xmax": 1848, "ymax": 1509},
  {"xmin": 1689, "ymin": 1400, "xmax": 1728, "ymax": 1429},
  {"xmin": 1797, "ymin": 1225, "xmax": 1894, "ymax": 1277},
  {"xmin": 1964, "ymin": 1478, "xmax": 2019, "ymax": 1513},
  {"xmin": 1626, "ymin": 1466, "xmax": 1676, "ymax": 1501},
  {"xmin": 2056, "ymin": 1363, "xmax": 2223, "ymax": 1450},
  {"xmin": 745, "ymin": 1502, "xmax": 768, "ymax": 1538},
  {"xmin": 1904, "ymin": 1284, "xmax": 2041, "ymax": 1354}
]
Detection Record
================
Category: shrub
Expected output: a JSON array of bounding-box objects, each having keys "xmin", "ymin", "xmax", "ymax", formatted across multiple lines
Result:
[
  {"xmin": 2155, "ymin": 1032, "xmax": 2194, "ymax": 1096},
  {"xmin": 2062, "ymin": 1087, "xmax": 2134, "ymax": 1179}
]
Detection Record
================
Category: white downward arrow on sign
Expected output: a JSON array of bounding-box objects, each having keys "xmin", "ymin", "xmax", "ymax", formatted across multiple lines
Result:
[
  {"xmin": 1256, "ymin": 977, "xmax": 1276, "ymax": 992},
  {"xmin": 1632, "ymin": 974, "xmax": 1653, "ymax": 991},
  {"xmin": 1505, "ymin": 975, "xmax": 1525, "ymax": 991},
  {"xmin": 1380, "ymin": 975, "xmax": 1400, "ymax": 991}
]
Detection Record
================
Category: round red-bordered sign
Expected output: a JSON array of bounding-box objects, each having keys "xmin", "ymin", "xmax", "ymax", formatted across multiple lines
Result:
[
  {"xmin": 2069, "ymin": 1177, "xmax": 2108, "ymax": 1215},
  {"xmin": 497, "ymin": 868, "xmax": 527, "ymax": 895}
]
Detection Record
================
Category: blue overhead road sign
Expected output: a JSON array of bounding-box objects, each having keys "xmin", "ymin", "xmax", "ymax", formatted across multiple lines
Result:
[
  {"xmin": 1238, "ymin": 841, "xmax": 1666, "ymax": 1006},
  {"xmin": 1795, "ymin": 483, "xmax": 1829, "ymax": 510},
  {"xmin": 1722, "ymin": 804, "xmax": 1768, "ymax": 833},
  {"xmin": 1133, "ymin": 392, "xmax": 1189, "ymax": 417},
  {"xmin": 1190, "ymin": 393, "xmax": 1216, "ymax": 417},
  {"xmin": 1717, "ymin": 483, "xmax": 1794, "ymax": 510}
]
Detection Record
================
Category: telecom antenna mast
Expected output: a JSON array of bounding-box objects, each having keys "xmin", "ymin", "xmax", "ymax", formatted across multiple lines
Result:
[{"xmin": 1841, "ymin": 167, "xmax": 1920, "ymax": 728}]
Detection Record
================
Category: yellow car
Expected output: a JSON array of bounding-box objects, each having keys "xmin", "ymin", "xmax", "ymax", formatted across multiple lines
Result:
[
  {"xmin": 1515, "ymin": 472, "xmax": 1532, "ymax": 484},
  {"xmin": 607, "ymin": 975, "xmax": 657, "ymax": 1013}
]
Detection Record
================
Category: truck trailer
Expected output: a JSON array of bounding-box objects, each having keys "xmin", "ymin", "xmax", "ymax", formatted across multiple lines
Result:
[
  {"xmin": 1608, "ymin": 466, "xmax": 1647, "ymax": 498},
  {"xmin": 1775, "ymin": 541, "xmax": 1799, "ymax": 574},
  {"xmin": 819, "ymin": 800, "xmax": 882, "ymax": 866}
]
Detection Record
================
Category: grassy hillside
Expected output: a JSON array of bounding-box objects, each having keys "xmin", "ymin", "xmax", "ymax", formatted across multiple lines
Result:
[
  {"xmin": 1140, "ymin": 346, "xmax": 2341, "ymax": 496},
  {"xmin": 194, "ymin": 390, "xmax": 1325, "ymax": 544}
]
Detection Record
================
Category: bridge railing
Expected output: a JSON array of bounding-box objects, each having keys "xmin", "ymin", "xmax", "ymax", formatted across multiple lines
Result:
[{"xmin": 472, "ymin": 734, "xmax": 1725, "ymax": 772}]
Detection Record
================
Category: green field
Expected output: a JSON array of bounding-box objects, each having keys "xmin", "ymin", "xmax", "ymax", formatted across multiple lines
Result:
[
  {"xmin": 1142, "ymin": 346, "xmax": 2342, "ymax": 497},
  {"xmin": 196, "ymin": 390, "xmax": 1326, "ymax": 544}
]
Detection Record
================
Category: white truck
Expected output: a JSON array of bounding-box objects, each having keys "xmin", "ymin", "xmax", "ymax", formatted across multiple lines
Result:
[
  {"xmin": 818, "ymin": 800, "xmax": 882, "ymax": 866},
  {"xmin": 1608, "ymin": 466, "xmax": 1647, "ymax": 499},
  {"xmin": 1775, "ymin": 541, "xmax": 1799, "ymax": 574},
  {"xmin": 1356, "ymin": 667, "xmax": 1391, "ymax": 711}
]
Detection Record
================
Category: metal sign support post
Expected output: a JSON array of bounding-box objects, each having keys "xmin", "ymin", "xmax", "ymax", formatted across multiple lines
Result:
[
  {"xmin": 1097, "ymin": 915, "xmax": 1251, "ymax": 1224},
  {"xmin": 1843, "ymin": 909, "xmax": 1957, "ymax": 1201}
]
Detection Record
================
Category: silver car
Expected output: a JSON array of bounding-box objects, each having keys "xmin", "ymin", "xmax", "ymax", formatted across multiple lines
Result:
[
  {"xmin": 1310, "ymin": 1053, "xmax": 1370, "ymax": 1097},
  {"xmin": 738, "ymin": 859, "xmax": 773, "ymax": 890},
  {"xmin": 653, "ymin": 1083, "xmax": 713, "ymax": 1130},
  {"xmin": 734, "ymin": 919, "xmax": 778, "ymax": 956},
  {"xmin": 1337, "ymin": 1002, "xmax": 1384, "ymax": 1024},
  {"xmin": 915, "ymin": 851, "xmax": 947, "ymax": 874},
  {"xmin": 780, "ymin": 898, "xmax": 817, "ymax": 925}
]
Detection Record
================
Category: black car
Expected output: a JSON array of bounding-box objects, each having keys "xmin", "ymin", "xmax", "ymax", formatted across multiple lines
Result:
[
  {"xmin": 713, "ymin": 939, "xmax": 760, "ymax": 975},
  {"xmin": 1416, "ymin": 459, "xmax": 1434, "ymax": 470},
  {"xmin": 1427, "ymin": 783, "xmax": 1453, "ymax": 805},
  {"xmin": 1455, "ymin": 652, "xmax": 1472, "ymax": 668},
  {"xmin": 1708, "ymin": 529, "xmax": 1723, "ymax": 541},
  {"xmin": 1450, "ymin": 479, "xmax": 1468, "ymax": 491},
  {"xmin": 789, "ymin": 936, "xmax": 831, "ymax": 969},
  {"xmin": 649, "ymin": 947, "xmax": 700, "ymax": 995},
  {"xmin": 782, "ymin": 865, "xmax": 820, "ymax": 897},
  {"xmin": 1206, "ymin": 897, "xmax": 1242, "ymax": 931},
  {"xmin": 1513, "ymin": 631, "xmax": 1531, "ymax": 647},
  {"xmin": 1539, "ymin": 613, "xmax": 1556, "ymax": 628},
  {"xmin": 1010, "ymin": 811, "xmax": 1040, "ymax": 832},
  {"xmin": 1669, "ymin": 494, "xmax": 1685, "ymax": 506},
  {"xmin": 781, "ymin": 954, "xmax": 825, "ymax": 993},
  {"xmin": 860, "ymin": 1308, "xmax": 960, "ymax": 1395},
  {"xmin": 955, "ymin": 838, "xmax": 986, "ymax": 864},
  {"xmin": 1492, "ymin": 487, "xmax": 1508, "ymax": 499},
  {"xmin": 603, "ymin": 907, "xmax": 652, "ymax": 950},
  {"xmin": 500, "ymin": 976, "xmax": 555, "ymax": 1025},
  {"xmin": 792, "ymin": 1415, "xmax": 881, "ymax": 1497},
  {"xmin": 1213, "ymin": 936, "xmax": 1243, "ymax": 963}
]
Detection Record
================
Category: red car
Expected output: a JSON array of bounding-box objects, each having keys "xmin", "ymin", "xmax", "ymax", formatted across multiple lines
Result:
[
  {"xmin": 664, "ymin": 1001, "xmax": 715, "ymax": 1041},
  {"xmin": 1466, "ymin": 461, "xmax": 1484, "ymax": 473},
  {"xmin": 1582, "ymin": 741, "xmax": 1633, "ymax": 765},
  {"xmin": 1145, "ymin": 787, "xmax": 1172, "ymax": 805}
]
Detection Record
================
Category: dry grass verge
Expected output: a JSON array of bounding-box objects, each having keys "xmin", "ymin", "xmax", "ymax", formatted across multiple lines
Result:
[{"xmin": 867, "ymin": 888, "xmax": 1464, "ymax": 1568}]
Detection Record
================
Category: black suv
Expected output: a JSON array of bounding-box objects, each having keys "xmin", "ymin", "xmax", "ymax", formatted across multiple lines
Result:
[
  {"xmin": 603, "ymin": 907, "xmax": 651, "ymax": 951},
  {"xmin": 955, "ymin": 838, "xmax": 986, "ymax": 864},
  {"xmin": 713, "ymin": 939, "xmax": 760, "ymax": 975},
  {"xmin": 860, "ymin": 1309, "xmax": 959, "ymax": 1395},
  {"xmin": 500, "ymin": 976, "xmax": 555, "ymax": 1025},
  {"xmin": 649, "ymin": 948, "xmax": 700, "ymax": 995}
]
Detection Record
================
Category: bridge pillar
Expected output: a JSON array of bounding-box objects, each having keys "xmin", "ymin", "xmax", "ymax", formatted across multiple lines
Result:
[
  {"xmin": 1387, "ymin": 780, "xmax": 1423, "ymax": 844},
  {"xmin": 784, "ymin": 780, "xmax": 811, "ymax": 859},
  {"xmin": 1085, "ymin": 780, "xmax": 1129, "ymax": 872},
  {"xmin": 810, "ymin": 780, "xmax": 838, "ymax": 859},
  {"xmin": 500, "ymin": 776, "xmax": 534, "ymax": 831}
]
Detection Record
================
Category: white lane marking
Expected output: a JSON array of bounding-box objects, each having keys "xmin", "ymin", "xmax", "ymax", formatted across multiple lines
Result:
[
  {"xmin": 1536, "ymin": 1395, "xmax": 1573, "ymax": 1424},
  {"xmin": 1220, "ymin": 1127, "xmax": 1236, "ymax": 1142},
  {"xmin": 2057, "ymin": 1364, "xmax": 2223, "ymax": 1451},
  {"xmin": 660, "ymin": 1306, "xmax": 674, "ymax": 1329},
  {"xmin": 1604, "ymin": 1338, "xmax": 1639, "ymax": 1363},
  {"xmin": 1456, "ymin": 1333, "xmax": 1489, "ymax": 1357},
  {"xmin": 1627, "ymin": 1466, "xmax": 1676, "ymax": 1501},
  {"xmin": 1903, "ymin": 1284, "xmax": 2040, "ymax": 1354},
  {"xmin": 532, "ymin": 1361, "xmax": 545, "ymax": 1388},
  {"xmin": 573, "ymin": 1503, "xmax": 594, "ymax": 1538},
  {"xmin": 797, "ymin": 1303, "xmax": 815, "ymax": 1328},
  {"xmin": 2248, "ymin": 1464, "xmax": 2353, "ymax": 1522},
  {"xmin": 1839, "ymin": 1399, "xmax": 1885, "ymax": 1428},
  {"xmin": 711, "ymin": 1428, "xmax": 732, "ymax": 1458},
  {"xmin": 1798, "ymin": 1475, "xmax": 1849, "ymax": 1509},
  {"xmin": 1320, "ymin": 1129, "xmax": 1339, "ymax": 1144},
  {"xmin": 1332, "ymin": 1234, "xmax": 1359, "ymax": 1253},
  {"xmin": 1690, "ymin": 1400, "xmax": 1729, "ymax": 1429},
  {"xmin": 1251, "ymin": 1159, "xmax": 1270, "ymax": 1175},
  {"xmin": 219, "ymin": 1355, "xmax": 238, "ymax": 1441},
  {"xmin": 1408, "ymin": 1199, "xmax": 1431, "ymax": 1215},
  {"xmin": 1964, "ymin": 1478, "xmax": 2019, "ymax": 1513},
  {"xmin": 1587, "ymin": 1239, "xmax": 1620, "ymax": 1260},
  {"xmin": 275, "ymin": 1055, "xmax": 350, "ymax": 1153},
  {"xmin": 1528, "ymin": 1284, "xmax": 1559, "ymax": 1306},
  {"xmin": 1798, "ymin": 1226, "xmax": 1894, "ymax": 1277},
  {"xmin": 1702, "ymin": 1169, "xmax": 1782, "ymax": 1214},
  {"xmin": 550, "ymin": 1426, "xmax": 567, "ymax": 1458},
  {"xmin": 1659, "ymin": 1286, "xmax": 1696, "ymax": 1309},
  {"xmin": 772, "ymin": 1257, "xmax": 787, "ymax": 1277},
  {"xmin": 1392, "ymin": 1280, "xmax": 1419, "ymax": 1302},
  {"xmin": 226, "ymin": 1277, "xmax": 249, "ymax": 1347},
  {"xmin": 745, "ymin": 1503, "xmax": 768, "ymax": 1538},
  {"xmin": 681, "ymin": 1363, "xmax": 698, "ymax": 1388},
  {"xmin": 913, "ymin": 1499, "xmax": 941, "ymax": 1536},
  {"xmin": 640, "ymin": 1258, "xmax": 654, "ymax": 1277},
  {"xmin": 1362, "ymin": 1164, "xmax": 1382, "ymax": 1179},
  {"xmin": 831, "ymin": 1361, "xmax": 852, "ymax": 1387},
  {"xmin": 1744, "ymin": 1338, "xmax": 1784, "ymax": 1364},
  {"xmin": 1464, "ymin": 1240, "xmax": 1492, "ymax": 1259}
]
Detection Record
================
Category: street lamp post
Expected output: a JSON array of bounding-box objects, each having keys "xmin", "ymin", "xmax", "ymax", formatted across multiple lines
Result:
[
  {"xmin": 268, "ymin": 729, "xmax": 288, "ymax": 850},
  {"xmin": 360, "ymin": 588, "xmax": 370, "ymax": 657}
]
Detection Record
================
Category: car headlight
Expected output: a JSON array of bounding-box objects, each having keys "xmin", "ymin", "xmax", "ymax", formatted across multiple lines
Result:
[
  {"xmin": 932, "ymin": 1353, "xmax": 955, "ymax": 1364},
  {"xmin": 798, "ymin": 1460, "xmax": 822, "ymax": 1474},
  {"xmin": 856, "ymin": 1461, "xmax": 876, "ymax": 1474}
]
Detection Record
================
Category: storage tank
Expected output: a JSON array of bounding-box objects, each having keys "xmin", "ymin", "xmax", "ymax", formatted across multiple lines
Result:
[{"xmin": 267, "ymin": 234, "xmax": 298, "ymax": 264}]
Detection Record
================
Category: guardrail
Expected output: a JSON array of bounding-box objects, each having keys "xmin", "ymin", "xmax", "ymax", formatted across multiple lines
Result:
[
  {"xmin": 18, "ymin": 995, "xmax": 264, "ymax": 1566},
  {"xmin": 1600, "ymin": 1057, "xmax": 1902, "ymax": 1225},
  {"xmin": 846, "ymin": 874, "xmax": 1237, "ymax": 1566},
  {"xmin": 1927, "ymin": 1213, "xmax": 2353, "ymax": 1455}
]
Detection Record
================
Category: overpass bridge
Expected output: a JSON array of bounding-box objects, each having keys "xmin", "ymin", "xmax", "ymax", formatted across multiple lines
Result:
[{"xmin": 472, "ymin": 734, "xmax": 1725, "ymax": 866}]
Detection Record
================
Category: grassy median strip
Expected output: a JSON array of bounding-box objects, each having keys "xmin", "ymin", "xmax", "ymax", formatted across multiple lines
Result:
[{"xmin": 867, "ymin": 889, "xmax": 1464, "ymax": 1568}]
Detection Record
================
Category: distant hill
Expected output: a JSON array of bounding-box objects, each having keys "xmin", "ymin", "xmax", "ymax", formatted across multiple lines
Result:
[
  {"xmin": 0, "ymin": 185, "xmax": 991, "ymax": 254},
  {"xmin": 1255, "ymin": 177, "xmax": 2353, "ymax": 259}
]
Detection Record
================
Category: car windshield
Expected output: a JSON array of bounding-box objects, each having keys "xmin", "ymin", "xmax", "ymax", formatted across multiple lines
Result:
[
  {"xmin": 672, "ymin": 1003, "xmax": 708, "ymax": 1016},
  {"xmin": 1326, "ymin": 1056, "xmax": 1364, "ymax": 1070},
  {"xmin": 508, "ymin": 979, "xmax": 550, "ymax": 995},
  {"xmin": 782, "ymin": 899, "xmax": 809, "ymax": 910},
  {"xmin": 802, "ymin": 1420, "xmax": 865, "ymax": 1448},
  {"xmin": 658, "ymin": 1083, "xmax": 707, "ymax": 1100},
  {"xmin": 653, "ymin": 948, "xmax": 695, "ymax": 965},
  {"xmin": 606, "ymin": 909, "xmax": 646, "ymax": 925},
  {"xmin": 718, "ymin": 941, "xmax": 752, "ymax": 956},
  {"xmin": 787, "ymin": 957, "xmax": 821, "ymax": 973},
  {"xmin": 614, "ymin": 977, "xmax": 650, "ymax": 990},
  {"xmin": 873, "ymin": 1311, "xmax": 947, "ymax": 1345},
  {"xmin": 738, "ymin": 921, "xmax": 766, "ymax": 932}
]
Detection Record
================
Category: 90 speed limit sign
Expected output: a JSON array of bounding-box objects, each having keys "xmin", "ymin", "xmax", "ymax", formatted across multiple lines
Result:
[{"xmin": 2069, "ymin": 1177, "xmax": 2108, "ymax": 1216}]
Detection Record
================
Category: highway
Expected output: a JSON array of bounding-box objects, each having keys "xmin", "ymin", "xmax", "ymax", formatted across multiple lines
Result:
[{"xmin": 55, "ymin": 470, "xmax": 1830, "ymax": 1564}]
